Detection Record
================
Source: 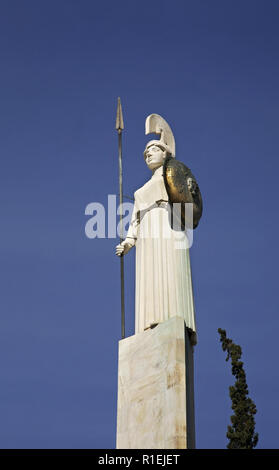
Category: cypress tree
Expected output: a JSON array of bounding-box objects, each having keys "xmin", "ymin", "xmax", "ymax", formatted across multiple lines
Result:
[{"xmin": 218, "ymin": 328, "xmax": 258, "ymax": 449}]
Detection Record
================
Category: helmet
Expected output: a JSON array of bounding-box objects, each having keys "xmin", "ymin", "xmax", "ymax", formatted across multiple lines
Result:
[{"xmin": 144, "ymin": 114, "xmax": 175, "ymax": 157}]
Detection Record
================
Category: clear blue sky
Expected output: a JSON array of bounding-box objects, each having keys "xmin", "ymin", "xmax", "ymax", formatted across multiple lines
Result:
[{"xmin": 0, "ymin": 0, "xmax": 278, "ymax": 449}]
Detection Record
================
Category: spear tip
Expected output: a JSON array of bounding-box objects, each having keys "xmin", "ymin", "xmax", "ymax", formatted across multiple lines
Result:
[{"xmin": 116, "ymin": 97, "xmax": 124, "ymax": 131}]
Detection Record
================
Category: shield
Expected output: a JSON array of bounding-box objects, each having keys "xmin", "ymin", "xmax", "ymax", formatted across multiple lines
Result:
[{"xmin": 163, "ymin": 156, "xmax": 203, "ymax": 229}]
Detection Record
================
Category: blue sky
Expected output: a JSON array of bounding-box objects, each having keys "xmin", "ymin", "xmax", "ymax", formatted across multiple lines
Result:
[{"xmin": 0, "ymin": 0, "xmax": 279, "ymax": 448}]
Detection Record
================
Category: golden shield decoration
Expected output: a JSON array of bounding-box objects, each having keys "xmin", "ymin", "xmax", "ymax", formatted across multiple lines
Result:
[{"xmin": 163, "ymin": 156, "xmax": 203, "ymax": 229}]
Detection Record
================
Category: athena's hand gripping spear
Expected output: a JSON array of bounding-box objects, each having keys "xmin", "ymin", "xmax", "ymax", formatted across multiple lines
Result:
[{"xmin": 115, "ymin": 98, "xmax": 125, "ymax": 339}]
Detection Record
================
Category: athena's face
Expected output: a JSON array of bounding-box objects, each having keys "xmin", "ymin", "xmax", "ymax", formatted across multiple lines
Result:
[{"xmin": 144, "ymin": 144, "xmax": 166, "ymax": 171}]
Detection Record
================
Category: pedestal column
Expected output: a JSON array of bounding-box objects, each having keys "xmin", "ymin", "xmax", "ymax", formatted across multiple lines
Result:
[{"xmin": 116, "ymin": 316, "xmax": 195, "ymax": 449}]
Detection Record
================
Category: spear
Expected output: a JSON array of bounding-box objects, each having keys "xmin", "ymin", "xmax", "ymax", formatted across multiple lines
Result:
[{"xmin": 116, "ymin": 97, "xmax": 125, "ymax": 339}]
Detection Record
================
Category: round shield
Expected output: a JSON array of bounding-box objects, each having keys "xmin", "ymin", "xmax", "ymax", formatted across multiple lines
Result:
[{"xmin": 163, "ymin": 156, "xmax": 203, "ymax": 229}]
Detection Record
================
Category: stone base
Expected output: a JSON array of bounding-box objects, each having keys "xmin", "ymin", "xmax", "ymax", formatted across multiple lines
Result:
[{"xmin": 116, "ymin": 316, "xmax": 195, "ymax": 449}]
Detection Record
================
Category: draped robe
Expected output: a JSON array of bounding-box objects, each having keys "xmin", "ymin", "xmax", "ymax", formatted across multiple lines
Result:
[{"xmin": 126, "ymin": 166, "xmax": 197, "ymax": 344}]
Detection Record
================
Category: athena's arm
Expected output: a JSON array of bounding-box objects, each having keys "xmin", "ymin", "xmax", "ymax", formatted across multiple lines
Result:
[{"xmin": 115, "ymin": 199, "xmax": 138, "ymax": 256}]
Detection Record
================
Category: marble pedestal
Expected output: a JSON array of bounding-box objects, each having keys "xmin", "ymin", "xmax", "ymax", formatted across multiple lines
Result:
[{"xmin": 116, "ymin": 316, "xmax": 195, "ymax": 449}]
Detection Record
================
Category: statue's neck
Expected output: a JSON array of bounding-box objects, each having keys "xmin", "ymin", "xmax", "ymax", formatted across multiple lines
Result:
[{"xmin": 152, "ymin": 165, "xmax": 163, "ymax": 178}]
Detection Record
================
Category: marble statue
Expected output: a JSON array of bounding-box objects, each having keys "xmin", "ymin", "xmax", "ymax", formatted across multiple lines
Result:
[{"xmin": 115, "ymin": 114, "xmax": 202, "ymax": 345}]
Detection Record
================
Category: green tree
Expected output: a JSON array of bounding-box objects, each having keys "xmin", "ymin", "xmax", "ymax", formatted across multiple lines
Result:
[{"xmin": 218, "ymin": 328, "xmax": 258, "ymax": 449}]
